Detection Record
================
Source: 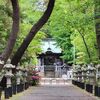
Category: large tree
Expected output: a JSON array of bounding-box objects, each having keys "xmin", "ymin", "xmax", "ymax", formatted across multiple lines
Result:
[
  {"xmin": 0, "ymin": 0, "xmax": 19, "ymax": 67},
  {"xmin": 95, "ymin": 0, "xmax": 100, "ymax": 59},
  {"xmin": 0, "ymin": 0, "xmax": 19, "ymax": 98},
  {"xmin": 11, "ymin": 0, "xmax": 55, "ymax": 66}
]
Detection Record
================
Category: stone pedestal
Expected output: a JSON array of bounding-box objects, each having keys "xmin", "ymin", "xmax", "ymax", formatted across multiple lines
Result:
[{"xmin": 6, "ymin": 75, "xmax": 13, "ymax": 88}]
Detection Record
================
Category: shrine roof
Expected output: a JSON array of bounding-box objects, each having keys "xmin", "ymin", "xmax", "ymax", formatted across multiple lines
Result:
[{"xmin": 41, "ymin": 38, "xmax": 62, "ymax": 53}]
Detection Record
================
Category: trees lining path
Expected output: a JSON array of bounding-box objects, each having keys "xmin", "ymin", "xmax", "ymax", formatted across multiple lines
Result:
[{"xmin": 10, "ymin": 81, "xmax": 98, "ymax": 100}]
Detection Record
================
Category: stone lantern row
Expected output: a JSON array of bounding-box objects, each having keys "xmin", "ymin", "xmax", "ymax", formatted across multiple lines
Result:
[
  {"xmin": 0, "ymin": 59, "xmax": 28, "ymax": 88},
  {"xmin": 73, "ymin": 64, "xmax": 100, "ymax": 85}
]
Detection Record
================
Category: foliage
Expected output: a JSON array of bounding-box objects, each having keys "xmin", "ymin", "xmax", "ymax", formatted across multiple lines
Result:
[
  {"xmin": 31, "ymin": 69, "xmax": 40, "ymax": 86},
  {"xmin": 42, "ymin": 0, "xmax": 98, "ymax": 64},
  {"xmin": 0, "ymin": 0, "xmax": 99, "ymax": 65},
  {"xmin": 0, "ymin": 0, "xmax": 12, "ymax": 54}
]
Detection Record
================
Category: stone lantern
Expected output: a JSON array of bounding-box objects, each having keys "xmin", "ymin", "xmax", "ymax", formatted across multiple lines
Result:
[
  {"xmin": 19, "ymin": 67, "xmax": 24, "ymax": 84},
  {"xmin": 78, "ymin": 69, "xmax": 82, "ymax": 82},
  {"xmin": 20, "ymin": 67, "xmax": 28, "ymax": 84},
  {"xmin": 23, "ymin": 68, "xmax": 28, "ymax": 83},
  {"xmin": 76, "ymin": 65, "xmax": 82, "ymax": 82},
  {"xmin": 3, "ymin": 59, "xmax": 15, "ymax": 88},
  {"xmin": 73, "ymin": 65, "xmax": 78, "ymax": 81},
  {"xmin": 73, "ymin": 70, "xmax": 77, "ymax": 81},
  {"xmin": 16, "ymin": 65, "xmax": 22, "ymax": 85},
  {"xmin": 87, "ymin": 63, "xmax": 96, "ymax": 84},
  {"xmin": 96, "ymin": 64, "xmax": 100, "ymax": 85},
  {"xmin": 81, "ymin": 64, "xmax": 87, "ymax": 82}
]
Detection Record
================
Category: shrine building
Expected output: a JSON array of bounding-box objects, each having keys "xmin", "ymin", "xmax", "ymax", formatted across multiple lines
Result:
[{"xmin": 37, "ymin": 38, "xmax": 72, "ymax": 78}]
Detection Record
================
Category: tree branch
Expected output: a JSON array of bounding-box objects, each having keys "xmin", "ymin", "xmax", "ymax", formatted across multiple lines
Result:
[{"xmin": 11, "ymin": 0, "xmax": 55, "ymax": 66}]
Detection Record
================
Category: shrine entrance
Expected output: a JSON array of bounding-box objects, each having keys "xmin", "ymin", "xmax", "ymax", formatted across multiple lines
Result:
[
  {"xmin": 38, "ymin": 50, "xmax": 63, "ymax": 78},
  {"xmin": 37, "ymin": 38, "xmax": 72, "ymax": 78},
  {"xmin": 37, "ymin": 38, "xmax": 63, "ymax": 78}
]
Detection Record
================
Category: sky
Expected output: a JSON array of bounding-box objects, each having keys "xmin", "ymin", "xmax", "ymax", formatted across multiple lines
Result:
[{"xmin": 41, "ymin": 39, "xmax": 62, "ymax": 53}]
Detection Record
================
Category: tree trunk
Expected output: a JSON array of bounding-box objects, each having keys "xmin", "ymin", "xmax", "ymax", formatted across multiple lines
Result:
[
  {"xmin": 78, "ymin": 30, "xmax": 91, "ymax": 62},
  {"xmin": 11, "ymin": 0, "xmax": 55, "ymax": 66},
  {"xmin": 95, "ymin": 0, "xmax": 100, "ymax": 59},
  {"xmin": 67, "ymin": 21, "xmax": 91, "ymax": 62},
  {"xmin": 0, "ymin": 0, "xmax": 19, "ymax": 99},
  {"xmin": 0, "ymin": 0, "xmax": 19, "ymax": 64}
]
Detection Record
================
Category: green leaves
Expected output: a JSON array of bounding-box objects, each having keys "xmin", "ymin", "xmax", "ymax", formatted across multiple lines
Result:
[
  {"xmin": 0, "ymin": 1, "xmax": 12, "ymax": 53},
  {"xmin": 41, "ymin": 0, "xmax": 98, "ymax": 64},
  {"xmin": 0, "ymin": 0, "xmax": 98, "ymax": 64}
]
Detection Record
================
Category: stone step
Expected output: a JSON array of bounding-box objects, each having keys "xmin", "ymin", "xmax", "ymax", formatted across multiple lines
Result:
[{"xmin": 39, "ymin": 78, "xmax": 71, "ymax": 85}]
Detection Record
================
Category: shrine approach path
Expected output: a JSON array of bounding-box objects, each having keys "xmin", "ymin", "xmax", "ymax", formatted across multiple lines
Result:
[{"xmin": 10, "ymin": 81, "xmax": 98, "ymax": 100}]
